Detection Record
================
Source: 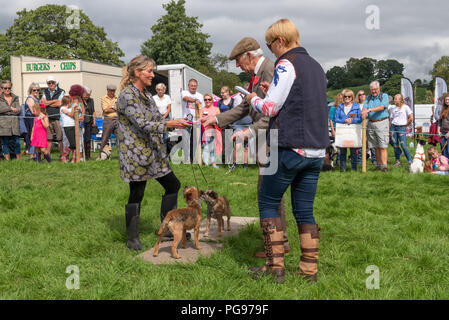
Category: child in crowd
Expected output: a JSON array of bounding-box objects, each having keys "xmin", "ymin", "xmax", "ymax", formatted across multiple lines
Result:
[
  {"xmin": 60, "ymin": 96, "xmax": 81, "ymax": 163},
  {"xmin": 30, "ymin": 103, "xmax": 51, "ymax": 163},
  {"xmin": 425, "ymin": 146, "xmax": 449, "ymax": 175}
]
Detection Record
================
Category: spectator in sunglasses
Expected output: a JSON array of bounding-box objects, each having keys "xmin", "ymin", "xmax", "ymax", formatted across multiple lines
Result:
[
  {"xmin": 0, "ymin": 80, "xmax": 21, "ymax": 160},
  {"xmin": 23, "ymin": 83, "xmax": 41, "ymax": 159}
]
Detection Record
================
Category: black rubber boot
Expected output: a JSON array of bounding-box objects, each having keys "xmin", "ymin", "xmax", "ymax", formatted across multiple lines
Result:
[
  {"xmin": 160, "ymin": 193, "xmax": 177, "ymax": 241},
  {"xmin": 125, "ymin": 203, "xmax": 142, "ymax": 250}
]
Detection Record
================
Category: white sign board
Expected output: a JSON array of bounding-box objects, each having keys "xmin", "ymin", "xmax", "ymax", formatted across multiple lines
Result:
[{"xmin": 335, "ymin": 123, "xmax": 362, "ymax": 148}]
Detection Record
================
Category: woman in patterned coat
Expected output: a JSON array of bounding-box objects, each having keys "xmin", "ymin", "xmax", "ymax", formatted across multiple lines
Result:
[{"xmin": 117, "ymin": 55, "xmax": 191, "ymax": 250}]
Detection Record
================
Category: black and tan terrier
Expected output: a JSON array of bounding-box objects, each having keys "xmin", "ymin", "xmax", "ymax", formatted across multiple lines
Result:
[
  {"xmin": 153, "ymin": 186, "xmax": 202, "ymax": 259},
  {"xmin": 200, "ymin": 190, "xmax": 231, "ymax": 237}
]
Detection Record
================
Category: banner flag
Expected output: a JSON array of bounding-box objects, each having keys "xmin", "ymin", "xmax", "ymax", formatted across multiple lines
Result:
[{"xmin": 401, "ymin": 77, "xmax": 415, "ymax": 136}]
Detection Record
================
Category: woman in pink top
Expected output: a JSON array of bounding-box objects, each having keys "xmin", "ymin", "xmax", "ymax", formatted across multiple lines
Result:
[
  {"xmin": 426, "ymin": 146, "xmax": 449, "ymax": 175},
  {"xmin": 200, "ymin": 94, "xmax": 221, "ymax": 168}
]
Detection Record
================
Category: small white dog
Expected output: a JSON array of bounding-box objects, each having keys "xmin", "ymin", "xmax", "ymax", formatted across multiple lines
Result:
[{"xmin": 409, "ymin": 140, "xmax": 426, "ymax": 174}]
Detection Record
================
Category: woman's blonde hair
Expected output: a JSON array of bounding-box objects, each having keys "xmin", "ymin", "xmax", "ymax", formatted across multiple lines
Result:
[
  {"xmin": 334, "ymin": 93, "xmax": 344, "ymax": 107},
  {"xmin": 204, "ymin": 93, "xmax": 213, "ymax": 102},
  {"xmin": 394, "ymin": 94, "xmax": 405, "ymax": 108},
  {"xmin": 120, "ymin": 55, "xmax": 155, "ymax": 91},
  {"xmin": 355, "ymin": 90, "xmax": 366, "ymax": 104},
  {"xmin": 341, "ymin": 89, "xmax": 355, "ymax": 102},
  {"xmin": 155, "ymin": 83, "xmax": 166, "ymax": 91},
  {"xmin": 28, "ymin": 82, "xmax": 40, "ymax": 95},
  {"xmin": 265, "ymin": 18, "xmax": 300, "ymax": 48}
]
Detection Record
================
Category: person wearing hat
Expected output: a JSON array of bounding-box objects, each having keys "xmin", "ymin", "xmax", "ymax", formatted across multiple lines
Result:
[
  {"xmin": 41, "ymin": 76, "xmax": 66, "ymax": 160},
  {"xmin": 82, "ymin": 86, "xmax": 96, "ymax": 160},
  {"xmin": 99, "ymin": 84, "xmax": 119, "ymax": 156},
  {"xmin": 201, "ymin": 36, "xmax": 291, "ymax": 259}
]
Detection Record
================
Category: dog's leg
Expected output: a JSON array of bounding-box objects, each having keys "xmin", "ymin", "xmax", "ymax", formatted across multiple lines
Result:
[
  {"xmin": 182, "ymin": 228, "xmax": 187, "ymax": 249},
  {"xmin": 217, "ymin": 217, "xmax": 223, "ymax": 237},
  {"xmin": 153, "ymin": 236, "xmax": 162, "ymax": 257},
  {"xmin": 194, "ymin": 225, "xmax": 201, "ymax": 250},
  {"xmin": 171, "ymin": 226, "xmax": 182, "ymax": 259},
  {"xmin": 205, "ymin": 217, "xmax": 211, "ymax": 237},
  {"xmin": 153, "ymin": 225, "xmax": 167, "ymax": 256},
  {"xmin": 227, "ymin": 215, "xmax": 231, "ymax": 231}
]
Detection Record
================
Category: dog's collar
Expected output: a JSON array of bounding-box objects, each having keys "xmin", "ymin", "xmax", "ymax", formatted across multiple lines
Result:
[{"xmin": 413, "ymin": 152, "xmax": 425, "ymax": 162}]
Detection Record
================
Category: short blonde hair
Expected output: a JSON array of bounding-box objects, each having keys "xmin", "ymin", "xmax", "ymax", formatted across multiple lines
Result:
[
  {"xmin": 155, "ymin": 83, "xmax": 166, "ymax": 91},
  {"xmin": 28, "ymin": 82, "xmax": 40, "ymax": 95},
  {"xmin": 341, "ymin": 89, "xmax": 355, "ymax": 101},
  {"xmin": 265, "ymin": 18, "xmax": 300, "ymax": 48}
]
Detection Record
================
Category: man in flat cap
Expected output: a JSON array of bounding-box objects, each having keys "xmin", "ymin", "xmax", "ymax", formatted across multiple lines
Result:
[
  {"xmin": 202, "ymin": 37, "xmax": 290, "ymax": 258},
  {"xmin": 99, "ymin": 84, "xmax": 119, "ymax": 156}
]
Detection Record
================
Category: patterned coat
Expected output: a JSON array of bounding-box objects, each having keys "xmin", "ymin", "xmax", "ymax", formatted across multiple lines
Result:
[{"xmin": 116, "ymin": 84, "xmax": 171, "ymax": 182}]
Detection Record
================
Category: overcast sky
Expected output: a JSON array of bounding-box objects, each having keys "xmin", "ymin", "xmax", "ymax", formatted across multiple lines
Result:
[{"xmin": 2, "ymin": 0, "xmax": 448, "ymax": 81}]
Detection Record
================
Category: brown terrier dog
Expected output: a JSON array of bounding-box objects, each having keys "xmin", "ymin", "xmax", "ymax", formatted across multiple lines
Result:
[
  {"xmin": 200, "ymin": 190, "xmax": 231, "ymax": 237},
  {"xmin": 153, "ymin": 186, "xmax": 202, "ymax": 259}
]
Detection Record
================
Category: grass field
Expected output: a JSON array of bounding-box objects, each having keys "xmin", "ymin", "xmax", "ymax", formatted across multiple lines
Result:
[{"xmin": 1, "ymin": 145, "xmax": 448, "ymax": 300}]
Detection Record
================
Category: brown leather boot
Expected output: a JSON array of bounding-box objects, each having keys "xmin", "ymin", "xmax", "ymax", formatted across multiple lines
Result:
[
  {"xmin": 298, "ymin": 224, "xmax": 320, "ymax": 282},
  {"xmin": 249, "ymin": 217, "xmax": 285, "ymax": 283},
  {"xmin": 254, "ymin": 200, "xmax": 290, "ymax": 258}
]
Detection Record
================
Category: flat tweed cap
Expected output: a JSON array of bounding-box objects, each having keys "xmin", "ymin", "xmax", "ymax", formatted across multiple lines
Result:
[{"xmin": 229, "ymin": 37, "xmax": 260, "ymax": 60}]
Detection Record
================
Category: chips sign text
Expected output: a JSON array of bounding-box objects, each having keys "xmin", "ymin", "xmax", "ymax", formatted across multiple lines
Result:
[{"xmin": 23, "ymin": 61, "xmax": 79, "ymax": 73}]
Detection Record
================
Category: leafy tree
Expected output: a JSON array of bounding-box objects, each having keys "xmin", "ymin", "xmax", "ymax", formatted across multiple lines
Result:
[
  {"xmin": 0, "ymin": 4, "xmax": 125, "ymax": 79},
  {"xmin": 326, "ymin": 66, "xmax": 350, "ymax": 89},
  {"xmin": 238, "ymin": 72, "xmax": 252, "ymax": 84},
  {"xmin": 430, "ymin": 56, "xmax": 449, "ymax": 87},
  {"xmin": 382, "ymin": 74, "xmax": 402, "ymax": 98},
  {"xmin": 141, "ymin": 0, "xmax": 213, "ymax": 71},
  {"xmin": 345, "ymin": 57, "xmax": 377, "ymax": 86},
  {"xmin": 375, "ymin": 59, "xmax": 404, "ymax": 85}
]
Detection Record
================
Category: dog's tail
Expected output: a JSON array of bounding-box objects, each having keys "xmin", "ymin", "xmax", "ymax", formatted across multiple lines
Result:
[{"xmin": 157, "ymin": 211, "xmax": 175, "ymax": 236}]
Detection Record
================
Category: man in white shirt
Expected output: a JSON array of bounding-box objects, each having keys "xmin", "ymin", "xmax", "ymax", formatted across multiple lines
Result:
[
  {"xmin": 181, "ymin": 79, "xmax": 204, "ymax": 162},
  {"xmin": 181, "ymin": 79, "xmax": 204, "ymax": 121}
]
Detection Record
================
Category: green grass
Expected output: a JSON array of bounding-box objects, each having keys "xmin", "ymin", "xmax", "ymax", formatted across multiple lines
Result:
[{"xmin": 1, "ymin": 145, "xmax": 448, "ymax": 300}]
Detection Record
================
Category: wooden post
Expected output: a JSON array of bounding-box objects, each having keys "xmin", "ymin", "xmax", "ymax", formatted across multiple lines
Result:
[
  {"xmin": 195, "ymin": 103, "xmax": 202, "ymax": 166},
  {"xmin": 362, "ymin": 118, "xmax": 367, "ymax": 173},
  {"xmin": 74, "ymin": 110, "xmax": 81, "ymax": 163}
]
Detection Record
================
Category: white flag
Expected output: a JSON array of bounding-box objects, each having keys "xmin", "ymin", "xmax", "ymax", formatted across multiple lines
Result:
[{"xmin": 401, "ymin": 78, "xmax": 414, "ymax": 136}]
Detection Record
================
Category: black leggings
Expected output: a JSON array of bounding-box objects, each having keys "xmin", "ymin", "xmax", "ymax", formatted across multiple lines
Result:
[{"xmin": 128, "ymin": 171, "xmax": 181, "ymax": 204}]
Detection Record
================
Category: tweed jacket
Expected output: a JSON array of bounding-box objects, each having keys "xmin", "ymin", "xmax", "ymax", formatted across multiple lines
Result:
[
  {"xmin": 0, "ymin": 93, "xmax": 20, "ymax": 137},
  {"xmin": 116, "ymin": 84, "xmax": 171, "ymax": 182},
  {"xmin": 215, "ymin": 57, "xmax": 274, "ymax": 135}
]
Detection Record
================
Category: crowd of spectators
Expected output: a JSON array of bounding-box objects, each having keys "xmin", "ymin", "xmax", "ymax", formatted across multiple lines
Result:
[{"xmin": 328, "ymin": 81, "xmax": 449, "ymax": 174}]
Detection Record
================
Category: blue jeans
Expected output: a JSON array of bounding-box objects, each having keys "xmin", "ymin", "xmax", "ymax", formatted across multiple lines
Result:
[
  {"xmin": 202, "ymin": 136, "xmax": 216, "ymax": 165},
  {"xmin": 390, "ymin": 125, "xmax": 411, "ymax": 163},
  {"xmin": 340, "ymin": 148, "xmax": 358, "ymax": 171},
  {"xmin": 258, "ymin": 148, "xmax": 324, "ymax": 225},
  {"xmin": 441, "ymin": 133, "xmax": 449, "ymax": 159},
  {"xmin": 1, "ymin": 136, "xmax": 20, "ymax": 155}
]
